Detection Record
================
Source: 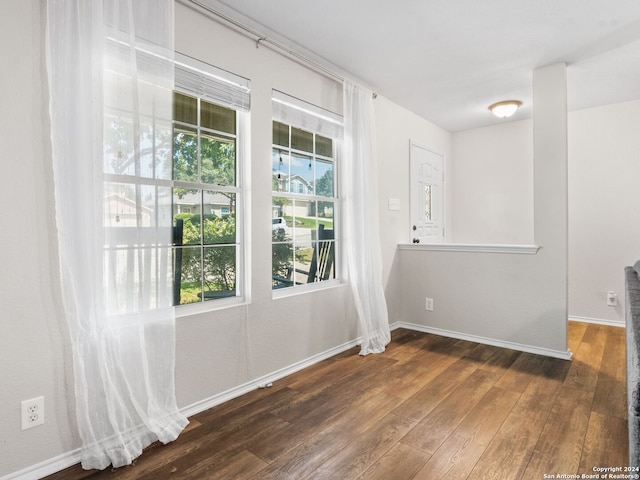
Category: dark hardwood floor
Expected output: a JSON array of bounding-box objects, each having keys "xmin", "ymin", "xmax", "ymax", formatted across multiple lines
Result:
[{"xmin": 45, "ymin": 321, "xmax": 628, "ymax": 480}]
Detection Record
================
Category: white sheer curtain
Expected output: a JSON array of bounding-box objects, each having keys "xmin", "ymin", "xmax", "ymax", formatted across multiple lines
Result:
[
  {"xmin": 46, "ymin": 0, "xmax": 188, "ymax": 470},
  {"xmin": 343, "ymin": 80, "xmax": 391, "ymax": 355}
]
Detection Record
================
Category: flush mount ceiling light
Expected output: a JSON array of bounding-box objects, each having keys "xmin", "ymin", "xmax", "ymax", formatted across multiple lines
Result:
[{"xmin": 488, "ymin": 100, "xmax": 522, "ymax": 118}]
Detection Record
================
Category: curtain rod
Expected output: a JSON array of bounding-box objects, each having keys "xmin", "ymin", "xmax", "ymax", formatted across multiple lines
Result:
[{"xmin": 183, "ymin": 0, "xmax": 345, "ymax": 84}]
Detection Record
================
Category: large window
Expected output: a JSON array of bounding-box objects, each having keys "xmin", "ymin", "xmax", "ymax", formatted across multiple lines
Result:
[
  {"xmin": 172, "ymin": 54, "xmax": 249, "ymax": 305},
  {"xmin": 272, "ymin": 112, "xmax": 339, "ymax": 290}
]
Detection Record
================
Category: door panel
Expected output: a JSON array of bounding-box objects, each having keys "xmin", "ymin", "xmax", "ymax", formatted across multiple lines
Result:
[{"xmin": 410, "ymin": 142, "xmax": 443, "ymax": 243}]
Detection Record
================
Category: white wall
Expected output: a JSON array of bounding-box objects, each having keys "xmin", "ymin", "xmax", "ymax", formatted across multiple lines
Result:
[
  {"xmin": 397, "ymin": 64, "xmax": 569, "ymax": 357},
  {"xmin": 173, "ymin": 2, "xmax": 360, "ymax": 409},
  {"xmin": 0, "ymin": 1, "xmax": 80, "ymax": 476},
  {"xmin": 451, "ymin": 120, "xmax": 534, "ymax": 244},
  {"xmin": 568, "ymin": 100, "xmax": 640, "ymax": 324},
  {"xmin": 373, "ymin": 96, "xmax": 452, "ymax": 323},
  {"xmin": 450, "ymin": 97, "xmax": 640, "ymax": 325}
]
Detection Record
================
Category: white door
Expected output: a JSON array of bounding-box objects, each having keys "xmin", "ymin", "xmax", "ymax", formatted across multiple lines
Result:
[{"xmin": 410, "ymin": 142, "xmax": 444, "ymax": 243}]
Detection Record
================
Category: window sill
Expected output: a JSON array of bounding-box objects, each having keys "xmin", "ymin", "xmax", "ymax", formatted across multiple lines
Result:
[
  {"xmin": 175, "ymin": 295, "xmax": 247, "ymax": 318},
  {"xmin": 398, "ymin": 243, "xmax": 540, "ymax": 255},
  {"xmin": 272, "ymin": 279, "xmax": 346, "ymax": 300}
]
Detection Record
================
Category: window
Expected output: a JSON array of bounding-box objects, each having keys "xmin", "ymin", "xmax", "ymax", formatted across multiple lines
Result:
[
  {"xmin": 271, "ymin": 91, "xmax": 342, "ymax": 290},
  {"xmin": 172, "ymin": 54, "xmax": 249, "ymax": 305}
]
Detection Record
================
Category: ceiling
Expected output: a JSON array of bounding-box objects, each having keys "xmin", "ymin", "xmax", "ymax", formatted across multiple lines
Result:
[{"xmin": 196, "ymin": 0, "xmax": 640, "ymax": 132}]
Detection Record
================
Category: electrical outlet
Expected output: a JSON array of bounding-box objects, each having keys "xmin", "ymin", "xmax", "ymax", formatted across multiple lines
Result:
[
  {"xmin": 21, "ymin": 396, "xmax": 44, "ymax": 430},
  {"xmin": 425, "ymin": 297, "xmax": 434, "ymax": 311},
  {"xmin": 607, "ymin": 291, "xmax": 618, "ymax": 307}
]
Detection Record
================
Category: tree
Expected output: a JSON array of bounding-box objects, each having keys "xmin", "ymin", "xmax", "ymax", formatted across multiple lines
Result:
[
  {"xmin": 175, "ymin": 213, "xmax": 237, "ymax": 302},
  {"xmin": 173, "ymin": 130, "xmax": 236, "ymax": 198}
]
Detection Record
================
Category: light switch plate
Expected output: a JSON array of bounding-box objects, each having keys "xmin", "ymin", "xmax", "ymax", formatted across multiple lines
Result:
[{"xmin": 388, "ymin": 198, "xmax": 400, "ymax": 211}]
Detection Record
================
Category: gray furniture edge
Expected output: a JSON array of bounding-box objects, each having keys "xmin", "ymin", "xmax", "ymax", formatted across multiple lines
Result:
[{"xmin": 626, "ymin": 264, "xmax": 640, "ymax": 468}]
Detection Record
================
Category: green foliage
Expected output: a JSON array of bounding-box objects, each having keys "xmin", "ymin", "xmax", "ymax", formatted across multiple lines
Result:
[
  {"xmin": 315, "ymin": 169, "xmax": 333, "ymax": 197},
  {"xmin": 173, "ymin": 131, "xmax": 198, "ymax": 185},
  {"xmin": 272, "ymin": 233, "xmax": 293, "ymax": 282},
  {"xmin": 172, "ymin": 123, "xmax": 238, "ymax": 303},
  {"xmin": 201, "ymin": 136, "xmax": 235, "ymax": 186},
  {"xmin": 176, "ymin": 214, "xmax": 237, "ymax": 303},
  {"xmin": 173, "ymin": 130, "xmax": 236, "ymax": 197}
]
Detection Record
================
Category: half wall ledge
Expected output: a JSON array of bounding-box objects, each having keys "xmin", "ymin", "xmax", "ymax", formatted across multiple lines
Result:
[{"xmin": 398, "ymin": 243, "xmax": 541, "ymax": 255}]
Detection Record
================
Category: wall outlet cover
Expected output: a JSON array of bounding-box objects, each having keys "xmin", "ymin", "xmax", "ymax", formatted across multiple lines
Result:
[{"xmin": 21, "ymin": 396, "xmax": 44, "ymax": 430}]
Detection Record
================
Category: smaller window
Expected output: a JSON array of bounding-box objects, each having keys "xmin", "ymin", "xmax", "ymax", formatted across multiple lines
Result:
[{"xmin": 271, "ymin": 121, "xmax": 338, "ymax": 290}]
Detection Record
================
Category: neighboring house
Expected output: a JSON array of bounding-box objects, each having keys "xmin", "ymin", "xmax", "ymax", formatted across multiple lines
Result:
[
  {"xmin": 172, "ymin": 191, "xmax": 233, "ymax": 217},
  {"xmin": 272, "ymin": 173, "xmax": 315, "ymax": 218},
  {"xmin": 104, "ymin": 193, "xmax": 153, "ymax": 227}
]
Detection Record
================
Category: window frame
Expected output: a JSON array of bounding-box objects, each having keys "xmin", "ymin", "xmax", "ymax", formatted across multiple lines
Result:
[
  {"xmin": 172, "ymin": 54, "xmax": 249, "ymax": 314},
  {"xmin": 271, "ymin": 120, "xmax": 341, "ymax": 296}
]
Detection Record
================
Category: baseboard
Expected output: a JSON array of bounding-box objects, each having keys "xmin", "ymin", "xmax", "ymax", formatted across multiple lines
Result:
[
  {"xmin": 569, "ymin": 316, "xmax": 625, "ymax": 328},
  {"xmin": 391, "ymin": 321, "xmax": 573, "ymax": 360},
  {"xmin": 0, "ymin": 448, "xmax": 82, "ymax": 480},
  {"xmin": 1, "ymin": 336, "xmax": 362, "ymax": 480},
  {"xmin": 180, "ymin": 336, "xmax": 362, "ymax": 418}
]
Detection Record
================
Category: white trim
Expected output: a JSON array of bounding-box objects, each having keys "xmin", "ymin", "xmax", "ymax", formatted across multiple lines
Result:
[
  {"xmin": 398, "ymin": 243, "xmax": 540, "ymax": 254},
  {"xmin": 569, "ymin": 316, "xmax": 625, "ymax": 328},
  {"xmin": 179, "ymin": 336, "xmax": 360, "ymax": 417},
  {"xmin": 390, "ymin": 321, "xmax": 573, "ymax": 360},
  {"xmin": 272, "ymin": 279, "xmax": 345, "ymax": 300},
  {"xmin": 0, "ymin": 449, "xmax": 82, "ymax": 480}
]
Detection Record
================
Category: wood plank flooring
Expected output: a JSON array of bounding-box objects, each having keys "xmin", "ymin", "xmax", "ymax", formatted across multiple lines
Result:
[{"xmin": 44, "ymin": 321, "xmax": 628, "ymax": 480}]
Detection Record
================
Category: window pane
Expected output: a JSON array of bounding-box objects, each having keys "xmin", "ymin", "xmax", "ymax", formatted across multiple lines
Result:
[
  {"xmin": 201, "ymin": 100, "xmax": 236, "ymax": 134},
  {"xmin": 318, "ymin": 201, "xmax": 335, "ymax": 230},
  {"xmin": 315, "ymin": 159, "xmax": 334, "ymax": 197},
  {"xmin": 104, "ymin": 182, "xmax": 135, "ymax": 227},
  {"xmin": 173, "ymin": 127, "xmax": 198, "ymax": 182},
  {"xmin": 294, "ymin": 242, "xmax": 314, "ymax": 284},
  {"xmin": 173, "ymin": 189, "xmax": 201, "ymax": 245},
  {"xmin": 157, "ymin": 185, "xmax": 173, "ymax": 229},
  {"xmin": 203, "ymin": 191, "xmax": 236, "ymax": 244},
  {"xmin": 201, "ymin": 133, "xmax": 236, "ymax": 186},
  {"xmin": 272, "ymin": 149, "xmax": 289, "ymax": 193},
  {"xmin": 153, "ymin": 123, "xmax": 173, "ymax": 181},
  {"xmin": 315, "ymin": 134, "xmax": 333, "ymax": 157},
  {"xmin": 174, "ymin": 245, "xmax": 202, "ymax": 305},
  {"xmin": 203, "ymin": 245, "xmax": 236, "ymax": 299},
  {"xmin": 273, "ymin": 121, "xmax": 289, "ymax": 147},
  {"xmin": 290, "ymin": 153, "xmax": 313, "ymax": 195},
  {"xmin": 291, "ymin": 127, "xmax": 313, "ymax": 153},
  {"xmin": 272, "ymin": 243, "xmax": 294, "ymax": 288},
  {"xmin": 272, "ymin": 197, "xmax": 292, "ymax": 242},
  {"xmin": 316, "ymin": 238, "xmax": 335, "ymax": 282},
  {"xmin": 174, "ymin": 92, "xmax": 197, "ymax": 125},
  {"xmin": 104, "ymin": 115, "xmax": 135, "ymax": 176},
  {"xmin": 294, "ymin": 200, "xmax": 316, "ymax": 242},
  {"xmin": 424, "ymin": 184, "xmax": 432, "ymax": 222}
]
